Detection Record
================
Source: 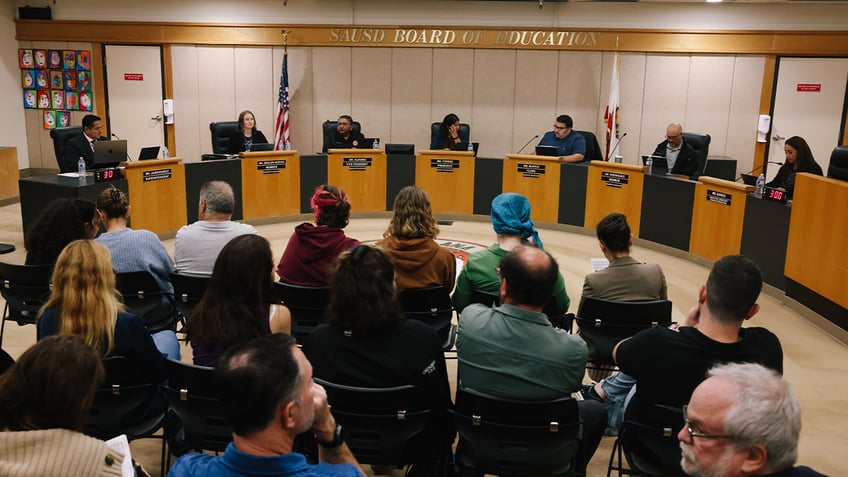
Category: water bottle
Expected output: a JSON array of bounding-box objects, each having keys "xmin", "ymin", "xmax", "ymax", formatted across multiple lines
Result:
[
  {"xmin": 645, "ymin": 157, "xmax": 653, "ymax": 174},
  {"xmin": 285, "ymin": 142, "xmax": 291, "ymax": 151},
  {"xmin": 162, "ymin": 147, "xmax": 170, "ymax": 159},
  {"xmin": 77, "ymin": 157, "xmax": 86, "ymax": 177},
  {"xmin": 372, "ymin": 138, "xmax": 379, "ymax": 149},
  {"xmin": 755, "ymin": 173, "xmax": 765, "ymax": 198},
  {"xmin": 467, "ymin": 141, "xmax": 473, "ymax": 152}
]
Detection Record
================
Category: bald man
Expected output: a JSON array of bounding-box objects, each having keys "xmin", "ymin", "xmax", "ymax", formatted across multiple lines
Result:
[{"xmin": 651, "ymin": 122, "xmax": 699, "ymax": 177}]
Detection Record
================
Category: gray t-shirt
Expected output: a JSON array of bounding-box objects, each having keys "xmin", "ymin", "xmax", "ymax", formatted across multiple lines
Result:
[{"xmin": 173, "ymin": 220, "xmax": 257, "ymax": 275}]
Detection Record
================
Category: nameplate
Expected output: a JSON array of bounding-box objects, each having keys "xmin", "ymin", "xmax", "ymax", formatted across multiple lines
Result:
[
  {"xmin": 706, "ymin": 189, "xmax": 731, "ymax": 206},
  {"xmin": 431, "ymin": 159, "xmax": 460, "ymax": 172},
  {"xmin": 142, "ymin": 169, "xmax": 171, "ymax": 182},
  {"xmin": 257, "ymin": 159, "xmax": 286, "ymax": 172},
  {"xmin": 343, "ymin": 157, "xmax": 372, "ymax": 171},
  {"xmin": 517, "ymin": 162, "xmax": 545, "ymax": 178},
  {"xmin": 601, "ymin": 171, "xmax": 628, "ymax": 188}
]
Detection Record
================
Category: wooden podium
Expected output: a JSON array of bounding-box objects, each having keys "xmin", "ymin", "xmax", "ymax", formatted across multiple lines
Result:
[
  {"xmin": 785, "ymin": 173, "xmax": 848, "ymax": 311},
  {"xmin": 240, "ymin": 150, "xmax": 301, "ymax": 219},
  {"xmin": 121, "ymin": 158, "xmax": 187, "ymax": 234},
  {"xmin": 503, "ymin": 154, "xmax": 561, "ymax": 223},
  {"xmin": 584, "ymin": 161, "xmax": 647, "ymax": 235},
  {"xmin": 0, "ymin": 147, "xmax": 19, "ymax": 203},
  {"xmin": 327, "ymin": 148, "xmax": 387, "ymax": 212},
  {"xmin": 416, "ymin": 150, "xmax": 475, "ymax": 214},
  {"xmin": 689, "ymin": 176, "xmax": 755, "ymax": 261}
]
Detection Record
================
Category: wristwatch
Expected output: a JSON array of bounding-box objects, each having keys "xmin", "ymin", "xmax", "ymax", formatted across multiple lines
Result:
[{"xmin": 315, "ymin": 424, "xmax": 344, "ymax": 448}]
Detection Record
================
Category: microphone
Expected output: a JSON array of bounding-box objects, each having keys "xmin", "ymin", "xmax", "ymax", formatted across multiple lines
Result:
[
  {"xmin": 516, "ymin": 134, "xmax": 540, "ymax": 154},
  {"xmin": 111, "ymin": 133, "xmax": 132, "ymax": 162},
  {"xmin": 736, "ymin": 161, "xmax": 783, "ymax": 181},
  {"xmin": 607, "ymin": 132, "xmax": 628, "ymax": 160},
  {"xmin": 111, "ymin": 133, "xmax": 121, "ymax": 140}
]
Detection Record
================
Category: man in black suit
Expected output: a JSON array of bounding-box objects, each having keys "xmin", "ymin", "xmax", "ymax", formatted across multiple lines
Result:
[
  {"xmin": 61, "ymin": 114, "xmax": 107, "ymax": 172},
  {"xmin": 328, "ymin": 115, "xmax": 366, "ymax": 150},
  {"xmin": 651, "ymin": 122, "xmax": 700, "ymax": 178}
]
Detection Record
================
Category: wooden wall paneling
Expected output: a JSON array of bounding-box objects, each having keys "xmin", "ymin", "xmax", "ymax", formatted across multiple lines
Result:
[
  {"xmin": 684, "ymin": 56, "xmax": 735, "ymax": 154},
  {"xmin": 584, "ymin": 161, "xmax": 646, "ymax": 236},
  {"xmin": 351, "ymin": 47, "xmax": 392, "ymax": 145},
  {"xmin": 556, "ymin": 50, "xmax": 603, "ymax": 136},
  {"xmin": 239, "ymin": 151, "xmax": 301, "ymax": 220},
  {"xmin": 639, "ymin": 55, "xmax": 690, "ymax": 157},
  {"xmin": 513, "ymin": 50, "xmax": 559, "ymax": 154},
  {"xmin": 233, "ymin": 46, "xmax": 274, "ymax": 148},
  {"xmin": 415, "ymin": 150, "xmax": 475, "ymax": 215},
  {"xmin": 502, "ymin": 154, "xmax": 560, "ymax": 223},
  {"xmin": 390, "ymin": 48, "xmax": 433, "ymax": 152},
  {"xmin": 725, "ymin": 56, "xmax": 766, "ymax": 176},
  {"xmin": 170, "ymin": 45, "xmax": 202, "ymax": 162},
  {"xmin": 313, "ymin": 47, "xmax": 353, "ymax": 153},
  {"xmin": 688, "ymin": 177, "xmax": 754, "ymax": 261},
  {"xmin": 472, "ymin": 49, "xmax": 516, "ymax": 158}
]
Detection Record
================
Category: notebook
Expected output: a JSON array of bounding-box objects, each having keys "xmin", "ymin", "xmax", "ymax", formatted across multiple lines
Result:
[{"xmin": 138, "ymin": 146, "xmax": 160, "ymax": 160}]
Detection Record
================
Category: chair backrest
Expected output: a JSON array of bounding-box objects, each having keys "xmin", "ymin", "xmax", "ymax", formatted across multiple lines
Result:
[
  {"xmin": 828, "ymin": 145, "xmax": 848, "ymax": 181},
  {"xmin": 576, "ymin": 130, "xmax": 603, "ymax": 162},
  {"xmin": 49, "ymin": 126, "xmax": 83, "ymax": 172},
  {"xmin": 322, "ymin": 120, "xmax": 362, "ymax": 153},
  {"xmin": 0, "ymin": 348, "xmax": 14, "ymax": 375},
  {"xmin": 398, "ymin": 286, "xmax": 456, "ymax": 350},
  {"xmin": 86, "ymin": 356, "xmax": 165, "ymax": 440},
  {"xmin": 467, "ymin": 289, "xmax": 571, "ymax": 332},
  {"xmin": 169, "ymin": 272, "xmax": 210, "ymax": 324},
  {"xmin": 450, "ymin": 388, "xmax": 580, "ymax": 476},
  {"xmin": 619, "ymin": 404, "xmax": 686, "ymax": 477},
  {"xmin": 315, "ymin": 377, "xmax": 444, "ymax": 466},
  {"xmin": 115, "ymin": 271, "xmax": 176, "ymax": 333},
  {"xmin": 0, "ymin": 262, "xmax": 53, "ymax": 346},
  {"xmin": 209, "ymin": 121, "xmax": 238, "ymax": 154},
  {"xmin": 273, "ymin": 281, "xmax": 330, "ymax": 345},
  {"xmin": 430, "ymin": 122, "xmax": 471, "ymax": 150},
  {"xmin": 682, "ymin": 132, "xmax": 711, "ymax": 176},
  {"xmin": 164, "ymin": 359, "xmax": 232, "ymax": 453},
  {"xmin": 575, "ymin": 296, "xmax": 673, "ymax": 365}
]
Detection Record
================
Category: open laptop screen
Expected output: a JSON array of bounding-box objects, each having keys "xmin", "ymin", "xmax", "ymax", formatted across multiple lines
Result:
[
  {"xmin": 93, "ymin": 140, "xmax": 127, "ymax": 169},
  {"xmin": 535, "ymin": 145, "xmax": 559, "ymax": 157},
  {"xmin": 138, "ymin": 146, "xmax": 160, "ymax": 160}
]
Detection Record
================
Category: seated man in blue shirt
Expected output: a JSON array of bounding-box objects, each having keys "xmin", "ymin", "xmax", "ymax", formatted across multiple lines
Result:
[
  {"xmin": 169, "ymin": 334, "xmax": 365, "ymax": 477},
  {"xmin": 538, "ymin": 114, "xmax": 586, "ymax": 163}
]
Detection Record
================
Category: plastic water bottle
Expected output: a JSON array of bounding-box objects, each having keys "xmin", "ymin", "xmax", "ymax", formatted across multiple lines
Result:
[
  {"xmin": 372, "ymin": 138, "xmax": 379, "ymax": 149},
  {"xmin": 467, "ymin": 141, "xmax": 473, "ymax": 152},
  {"xmin": 645, "ymin": 157, "xmax": 653, "ymax": 174},
  {"xmin": 755, "ymin": 173, "xmax": 765, "ymax": 198},
  {"xmin": 285, "ymin": 142, "xmax": 291, "ymax": 151},
  {"xmin": 77, "ymin": 157, "xmax": 86, "ymax": 177},
  {"xmin": 162, "ymin": 147, "xmax": 170, "ymax": 159}
]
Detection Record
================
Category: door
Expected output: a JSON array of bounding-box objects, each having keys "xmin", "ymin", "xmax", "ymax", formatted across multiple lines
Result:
[
  {"xmin": 104, "ymin": 45, "xmax": 166, "ymax": 160},
  {"xmin": 767, "ymin": 58, "xmax": 848, "ymax": 182}
]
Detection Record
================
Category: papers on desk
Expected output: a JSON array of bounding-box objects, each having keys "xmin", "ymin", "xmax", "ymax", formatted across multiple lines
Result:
[
  {"xmin": 590, "ymin": 258, "xmax": 609, "ymax": 273},
  {"xmin": 104, "ymin": 434, "xmax": 134, "ymax": 477},
  {"xmin": 58, "ymin": 172, "xmax": 86, "ymax": 177}
]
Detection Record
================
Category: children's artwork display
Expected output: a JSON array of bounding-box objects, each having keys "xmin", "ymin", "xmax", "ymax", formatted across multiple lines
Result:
[{"xmin": 19, "ymin": 48, "xmax": 92, "ymax": 128}]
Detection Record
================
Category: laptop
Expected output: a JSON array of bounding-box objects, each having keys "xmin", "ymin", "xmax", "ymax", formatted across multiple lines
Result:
[
  {"xmin": 451, "ymin": 142, "xmax": 479, "ymax": 155},
  {"xmin": 740, "ymin": 174, "xmax": 759, "ymax": 186},
  {"xmin": 535, "ymin": 145, "xmax": 559, "ymax": 157},
  {"xmin": 138, "ymin": 146, "xmax": 160, "ymax": 161},
  {"xmin": 92, "ymin": 139, "xmax": 127, "ymax": 169},
  {"xmin": 357, "ymin": 138, "xmax": 380, "ymax": 149},
  {"xmin": 641, "ymin": 155, "xmax": 669, "ymax": 174},
  {"xmin": 249, "ymin": 143, "xmax": 274, "ymax": 152}
]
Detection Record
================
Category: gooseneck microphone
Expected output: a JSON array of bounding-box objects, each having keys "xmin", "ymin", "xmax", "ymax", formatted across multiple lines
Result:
[
  {"xmin": 111, "ymin": 133, "xmax": 132, "ymax": 161},
  {"xmin": 736, "ymin": 161, "xmax": 783, "ymax": 181},
  {"xmin": 607, "ymin": 132, "xmax": 628, "ymax": 160},
  {"xmin": 516, "ymin": 134, "xmax": 540, "ymax": 154}
]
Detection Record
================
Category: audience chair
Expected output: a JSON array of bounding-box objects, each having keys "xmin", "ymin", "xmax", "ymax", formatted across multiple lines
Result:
[
  {"xmin": 682, "ymin": 132, "xmax": 711, "ymax": 177},
  {"xmin": 467, "ymin": 289, "xmax": 573, "ymax": 332},
  {"xmin": 576, "ymin": 130, "xmax": 603, "ymax": 162},
  {"xmin": 49, "ymin": 126, "xmax": 84, "ymax": 172},
  {"xmin": 116, "ymin": 271, "xmax": 178, "ymax": 334},
  {"xmin": 315, "ymin": 377, "xmax": 451, "ymax": 472},
  {"xmin": 450, "ymin": 388, "xmax": 581, "ymax": 477},
  {"xmin": 429, "ymin": 122, "xmax": 471, "ymax": 150},
  {"xmin": 273, "ymin": 281, "xmax": 330, "ymax": 345},
  {"xmin": 0, "ymin": 262, "xmax": 53, "ymax": 347},
  {"xmin": 209, "ymin": 121, "xmax": 238, "ymax": 154},
  {"xmin": 398, "ymin": 286, "xmax": 457, "ymax": 352},
  {"xmin": 86, "ymin": 355, "xmax": 167, "ymax": 474},
  {"xmin": 608, "ymin": 404, "xmax": 685, "ymax": 477},
  {"xmin": 322, "ymin": 120, "xmax": 362, "ymax": 153},
  {"xmin": 827, "ymin": 145, "xmax": 848, "ymax": 181},
  {"xmin": 163, "ymin": 359, "xmax": 232, "ymax": 467},
  {"xmin": 169, "ymin": 272, "xmax": 209, "ymax": 332},
  {"xmin": 0, "ymin": 347, "xmax": 13, "ymax": 375}
]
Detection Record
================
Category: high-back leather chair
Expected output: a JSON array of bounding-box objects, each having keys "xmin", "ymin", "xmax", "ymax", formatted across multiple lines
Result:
[
  {"xmin": 828, "ymin": 145, "xmax": 848, "ymax": 181},
  {"xmin": 682, "ymin": 132, "xmax": 711, "ymax": 177},
  {"xmin": 322, "ymin": 120, "xmax": 362, "ymax": 153},
  {"xmin": 209, "ymin": 121, "xmax": 238, "ymax": 154},
  {"xmin": 576, "ymin": 130, "xmax": 603, "ymax": 162},
  {"xmin": 49, "ymin": 126, "xmax": 84, "ymax": 172},
  {"xmin": 429, "ymin": 122, "xmax": 470, "ymax": 150}
]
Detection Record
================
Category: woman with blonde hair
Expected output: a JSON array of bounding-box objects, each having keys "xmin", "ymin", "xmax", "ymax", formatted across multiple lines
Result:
[
  {"xmin": 36, "ymin": 240, "xmax": 165, "ymax": 384},
  {"xmin": 379, "ymin": 185, "xmax": 455, "ymax": 290}
]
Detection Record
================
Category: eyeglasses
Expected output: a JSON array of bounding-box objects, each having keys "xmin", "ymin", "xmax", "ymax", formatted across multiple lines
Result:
[
  {"xmin": 553, "ymin": 125, "xmax": 568, "ymax": 131},
  {"xmin": 681, "ymin": 405, "xmax": 734, "ymax": 445},
  {"xmin": 666, "ymin": 134, "xmax": 682, "ymax": 140}
]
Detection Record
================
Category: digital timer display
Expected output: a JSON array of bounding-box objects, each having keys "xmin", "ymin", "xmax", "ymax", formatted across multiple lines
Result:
[
  {"xmin": 94, "ymin": 167, "xmax": 121, "ymax": 183},
  {"xmin": 763, "ymin": 186, "xmax": 788, "ymax": 204}
]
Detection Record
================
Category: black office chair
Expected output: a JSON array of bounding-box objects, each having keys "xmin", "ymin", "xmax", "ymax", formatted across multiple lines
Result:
[
  {"xmin": 115, "ymin": 271, "xmax": 178, "ymax": 334},
  {"xmin": 682, "ymin": 132, "xmax": 711, "ymax": 177},
  {"xmin": 322, "ymin": 120, "xmax": 362, "ymax": 153},
  {"xmin": 577, "ymin": 130, "xmax": 603, "ymax": 162},
  {"xmin": 398, "ymin": 286, "xmax": 457, "ymax": 352},
  {"xmin": 827, "ymin": 145, "xmax": 848, "ymax": 181},
  {"xmin": 575, "ymin": 296, "xmax": 673, "ymax": 381},
  {"xmin": 169, "ymin": 272, "xmax": 210, "ymax": 333},
  {"xmin": 450, "ymin": 388, "xmax": 581, "ymax": 477},
  {"xmin": 429, "ymin": 122, "xmax": 471, "ymax": 150},
  {"xmin": 0, "ymin": 262, "xmax": 53, "ymax": 347},
  {"xmin": 163, "ymin": 359, "xmax": 232, "ymax": 465},
  {"xmin": 0, "ymin": 347, "xmax": 13, "ymax": 375},
  {"xmin": 273, "ymin": 281, "xmax": 330, "ymax": 345},
  {"xmin": 608, "ymin": 404, "xmax": 686, "ymax": 477},
  {"xmin": 467, "ymin": 289, "xmax": 573, "ymax": 332},
  {"xmin": 49, "ymin": 126, "xmax": 84, "ymax": 172},
  {"xmin": 315, "ymin": 378, "xmax": 451, "ymax": 471},
  {"xmin": 209, "ymin": 121, "xmax": 238, "ymax": 154}
]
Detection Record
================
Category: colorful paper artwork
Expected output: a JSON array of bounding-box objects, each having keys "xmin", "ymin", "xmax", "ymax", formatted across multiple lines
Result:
[
  {"xmin": 23, "ymin": 90, "xmax": 37, "ymax": 109},
  {"xmin": 37, "ymin": 90, "xmax": 50, "ymax": 109},
  {"xmin": 49, "ymin": 70, "xmax": 63, "ymax": 89},
  {"xmin": 62, "ymin": 50, "xmax": 76, "ymax": 70},
  {"xmin": 34, "ymin": 49, "xmax": 47, "ymax": 68},
  {"xmin": 19, "ymin": 47, "xmax": 92, "ymax": 127},
  {"xmin": 65, "ymin": 91, "xmax": 80, "ymax": 110},
  {"xmin": 51, "ymin": 90, "xmax": 65, "ymax": 109},
  {"xmin": 77, "ymin": 50, "xmax": 91, "ymax": 71},
  {"xmin": 36, "ymin": 69, "xmax": 48, "ymax": 88},
  {"xmin": 48, "ymin": 50, "xmax": 61, "ymax": 68},
  {"xmin": 19, "ymin": 49, "xmax": 34, "ymax": 68},
  {"xmin": 80, "ymin": 92, "xmax": 93, "ymax": 111},
  {"xmin": 64, "ymin": 71, "xmax": 77, "ymax": 90},
  {"xmin": 22, "ymin": 70, "xmax": 35, "ymax": 89},
  {"xmin": 57, "ymin": 111, "xmax": 71, "ymax": 128},
  {"xmin": 43, "ymin": 110, "xmax": 56, "ymax": 129},
  {"xmin": 78, "ymin": 71, "xmax": 91, "ymax": 91}
]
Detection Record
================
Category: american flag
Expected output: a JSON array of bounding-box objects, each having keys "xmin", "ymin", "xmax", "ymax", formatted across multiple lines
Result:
[{"xmin": 274, "ymin": 50, "xmax": 290, "ymax": 150}]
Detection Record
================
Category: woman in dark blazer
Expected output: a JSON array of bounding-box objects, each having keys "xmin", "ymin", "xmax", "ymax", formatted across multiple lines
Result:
[{"xmin": 227, "ymin": 110, "xmax": 268, "ymax": 153}]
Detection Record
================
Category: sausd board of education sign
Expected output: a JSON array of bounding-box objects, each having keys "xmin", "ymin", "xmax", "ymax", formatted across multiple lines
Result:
[{"xmin": 329, "ymin": 28, "xmax": 601, "ymax": 49}]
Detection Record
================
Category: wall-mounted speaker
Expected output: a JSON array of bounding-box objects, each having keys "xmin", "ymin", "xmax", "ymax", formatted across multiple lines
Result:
[{"xmin": 18, "ymin": 6, "xmax": 52, "ymax": 20}]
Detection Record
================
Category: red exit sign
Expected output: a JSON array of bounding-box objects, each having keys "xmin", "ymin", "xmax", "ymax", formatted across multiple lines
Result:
[
  {"xmin": 124, "ymin": 73, "xmax": 144, "ymax": 81},
  {"xmin": 797, "ymin": 83, "xmax": 821, "ymax": 92}
]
